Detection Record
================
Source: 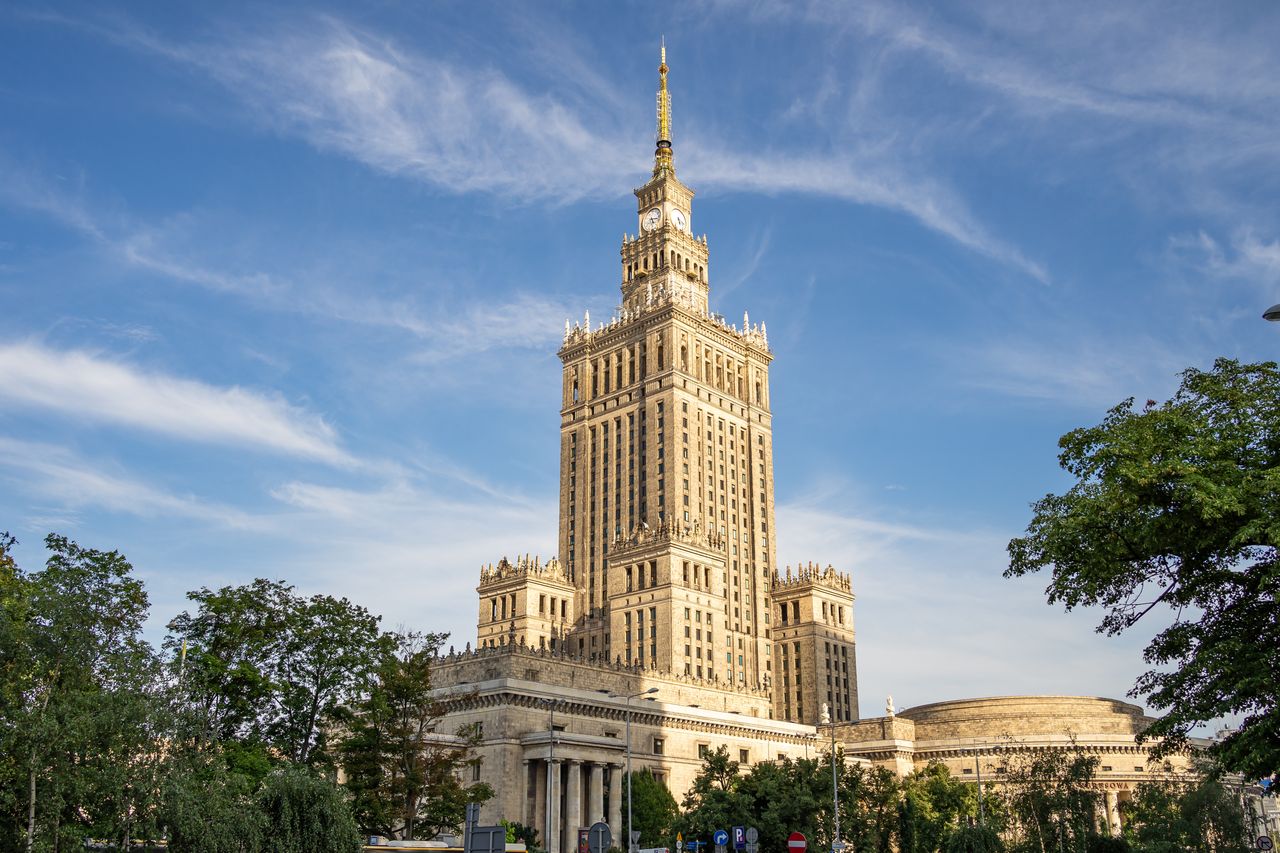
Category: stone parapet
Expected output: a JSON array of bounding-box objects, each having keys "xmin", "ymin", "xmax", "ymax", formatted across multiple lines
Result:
[{"xmin": 434, "ymin": 643, "xmax": 773, "ymax": 713}]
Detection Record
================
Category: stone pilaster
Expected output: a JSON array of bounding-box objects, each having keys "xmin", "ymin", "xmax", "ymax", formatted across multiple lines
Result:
[
  {"xmin": 589, "ymin": 762, "xmax": 605, "ymax": 827},
  {"xmin": 567, "ymin": 760, "xmax": 583, "ymax": 848}
]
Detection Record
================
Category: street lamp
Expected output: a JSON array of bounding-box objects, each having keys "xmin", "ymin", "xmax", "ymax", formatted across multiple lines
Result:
[
  {"xmin": 1265, "ymin": 304, "xmax": 1280, "ymax": 322},
  {"xmin": 974, "ymin": 749, "xmax": 984, "ymax": 828},
  {"xmin": 545, "ymin": 698, "xmax": 566, "ymax": 853},
  {"xmin": 821, "ymin": 704, "xmax": 842, "ymax": 853},
  {"xmin": 609, "ymin": 687, "xmax": 659, "ymax": 853}
]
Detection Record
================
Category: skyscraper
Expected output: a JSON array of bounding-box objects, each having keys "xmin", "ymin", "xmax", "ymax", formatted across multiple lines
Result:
[
  {"xmin": 555, "ymin": 44, "xmax": 782, "ymax": 692},
  {"xmin": 443, "ymin": 50, "xmax": 1173, "ymax": 849}
]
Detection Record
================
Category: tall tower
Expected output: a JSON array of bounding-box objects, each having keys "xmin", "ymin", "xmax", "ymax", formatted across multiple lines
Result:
[{"xmin": 557, "ymin": 47, "xmax": 779, "ymax": 689}]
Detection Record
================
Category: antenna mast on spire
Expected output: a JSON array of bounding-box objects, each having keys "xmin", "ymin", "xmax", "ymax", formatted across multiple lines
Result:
[{"xmin": 654, "ymin": 38, "xmax": 674, "ymax": 176}]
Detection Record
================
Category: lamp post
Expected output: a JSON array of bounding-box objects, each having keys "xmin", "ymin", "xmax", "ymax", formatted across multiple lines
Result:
[
  {"xmin": 821, "ymin": 704, "xmax": 842, "ymax": 853},
  {"xmin": 545, "ymin": 698, "xmax": 565, "ymax": 853},
  {"xmin": 974, "ymin": 750, "xmax": 985, "ymax": 828},
  {"xmin": 610, "ymin": 686, "xmax": 658, "ymax": 853}
]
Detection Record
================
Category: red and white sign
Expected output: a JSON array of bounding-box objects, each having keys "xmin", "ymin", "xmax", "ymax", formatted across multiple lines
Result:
[{"xmin": 787, "ymin": 833, "xmax": 807, "ymax": 853}]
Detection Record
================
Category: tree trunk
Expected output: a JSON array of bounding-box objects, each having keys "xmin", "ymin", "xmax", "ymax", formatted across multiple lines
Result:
[{"xmin": 26, "ymin": 759, "xmax": 36, "ymax": 853}]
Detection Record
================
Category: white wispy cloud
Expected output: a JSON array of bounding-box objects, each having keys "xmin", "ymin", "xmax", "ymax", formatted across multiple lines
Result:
[
  {"xmin": 1169, "ymin": 229, "xmax": 1280, "ymax": 295},
  {"xmin": 265, "ymin": 476, "xmax": 557, "ymax": 647},
  {"xmin": 776, "ymin": 497, "xmax": 1151, "ymax": 713},
  {"xmin": 0, "ymin": 437, "xmax": 264, "ymax": 529},
  {"xmin": 52, "ymin": 12, "xmax": 1048, "ymax": 281},
  {"xmin": 0, "ymin": 342, "xmax": 349, "ymax": 464},
  {"xmin": 955, "ymin": 335, "xmax": 1191, "ymax": 410},
  {"xmin": 0, "ymin": 164, "xmax": 575, "ymax": 355}
]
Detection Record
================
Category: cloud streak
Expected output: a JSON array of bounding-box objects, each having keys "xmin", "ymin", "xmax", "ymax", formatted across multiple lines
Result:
[
  {"xmin": 0, "ymin": 342, "xmax": 350, "ymax": 464},
  {"xmin": 0, "ymin": 437, "xmax": 264, "ymax": 529},
  {"xmin": 60, "ymin": 12, "xmax": 1047, "ymax": 281}
]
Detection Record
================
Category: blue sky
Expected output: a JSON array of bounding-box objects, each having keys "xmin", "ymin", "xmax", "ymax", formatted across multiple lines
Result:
[{"xmin": 2, "ymin": 1, "xmax": 1278, "ymax": 719}]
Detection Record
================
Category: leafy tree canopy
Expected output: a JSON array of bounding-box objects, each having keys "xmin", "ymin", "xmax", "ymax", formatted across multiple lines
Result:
[
  {"xmin": 1007, "ymin": 358, "xmax": 1280, "ymax": 779},
  {"xmin": 625, "ymin": 768, "xmax": 679, "ymax": 848}
]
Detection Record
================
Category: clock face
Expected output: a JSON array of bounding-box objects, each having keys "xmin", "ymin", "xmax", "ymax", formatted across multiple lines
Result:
[
  {"xmin": 671, "ymin": 209, "xmax": 687, "ymax": 231},
  {"xmin": 642, "ymin": 207, "xmax": 662, "ymax": 231}
]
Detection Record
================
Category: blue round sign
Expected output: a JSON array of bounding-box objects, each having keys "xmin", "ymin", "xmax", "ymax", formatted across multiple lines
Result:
[{"xmin": 714, "ymin": 831, "xmax": 730, "ymax": 847}]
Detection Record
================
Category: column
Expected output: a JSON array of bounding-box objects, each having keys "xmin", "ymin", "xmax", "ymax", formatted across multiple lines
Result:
[
  {"xmin": 549, "ymin": 760, "xmax": 562, "ymax": 853},
  {"xmin": 1105, "ymin": 791, "xmax": 1120, "ymax": 836},
  {"xmin": 608, "ymin": 763, "xmax": 623, "ymax": 845},
  {"xmin": 568, "ymin": 760, "xmax": 583, "ymax": 849},
  {"xmin": 522, "ymin": 759, "xmax": 533, "ymax": 827},
  {"xmin": 589, "ymin": 763, "xmax": 605, "ymax": 827}
]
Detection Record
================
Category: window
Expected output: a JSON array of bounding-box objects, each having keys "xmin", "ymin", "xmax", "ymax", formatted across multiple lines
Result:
[
  {"xmin": 653, "ymin": 738, "xmax": 665, "ymax": 755},
  {"xmin": 698, "ymin": 744, "xmax": 710, "ymax": 759},
  {"xmin": 739, "ymin": 749, "xmax": 749, "ymax": 764}
]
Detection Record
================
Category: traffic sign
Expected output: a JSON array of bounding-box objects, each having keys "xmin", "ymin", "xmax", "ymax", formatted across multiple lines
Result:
[
  {"xmin": 788, "ymin": 832, "xmax": 807, "ymax": 853},
  {"xmin": 676, "ymin": 834, "xmax": 684, "ymax": 853},
  {"xmin": 588, "ymin": 821, "xmax": 612, "ymax": 853},
  {"xmin": 745, "ymin": 829, "xmax": 758, "ymax": 845},
  {"xmin": 713, "ymin": 830, "xmax": 729, "ymax": 847},
  {"xmin": 733, "ymin": 827, "xmax": 746, "ymax": 850},
  {"xmin": 1257, "ymin": 837, "xmax": 1273, "ymax": 851}
]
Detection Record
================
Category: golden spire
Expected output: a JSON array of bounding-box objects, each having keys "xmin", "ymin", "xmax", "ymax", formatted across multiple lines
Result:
[{"xmin": 654, "ymin": 38, "xmax": 674, "ymax": 176}]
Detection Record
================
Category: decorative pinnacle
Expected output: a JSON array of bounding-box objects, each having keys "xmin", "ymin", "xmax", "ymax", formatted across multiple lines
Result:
[{"xmin": 654, "ymin": 39, "xmax": 674, "ymax": 176}]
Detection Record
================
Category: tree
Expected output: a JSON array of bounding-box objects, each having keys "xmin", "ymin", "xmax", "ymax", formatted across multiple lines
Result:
[
  {"xmin": 944, "ymin": 825, "xmax": 1004, "ymax": 853},
  {"xmin": 998, "ymin": 744, "xmax": 1102, "ymax": 853},
  {"xmin": 1123, "ymin": 770, "xmax": 1250, "ymax": 853},
  {"xmin": 257, "ymin": 764, "xmax": 362, "ymax": 853},
  {"xmin": 166, "ymin": 579, "xmax": 389, "ymax": 769},
  {"xmin": 270, "ymin": 593, "xmax": 390, "ymax": 767},
  {"xmin": 624, "ymin": 769, "xmax": 679, "ymax": 848},
  {"xmin": 2, "ymin": 533, "xmax": 161, "ymax": 853},
  {"xmin": 672, "ymin": 747, "xmax": 747, "ymax": 845},
  {"xmin": 900, "ymin": 763, "xmax": 981, "ymax": 853},
  {"xmin": 162, "ymin": 747, "xmax": 265, "ymax": 853},
  {"xmin": 736, "ymin": 756, "xmax": 826, "ymax": 853},
  {"xmin": 338, "ymin": 631, "xmax": 492, "ymax": 840},
  {"xmin": 1006, "ymin": 359, "xmax": 1280, "ymax": 780}
]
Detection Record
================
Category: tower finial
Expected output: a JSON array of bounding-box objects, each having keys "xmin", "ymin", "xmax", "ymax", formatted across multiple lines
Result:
[{"xmin": 654, "ymin": 39, "xmax": 673, "ymax": 176}]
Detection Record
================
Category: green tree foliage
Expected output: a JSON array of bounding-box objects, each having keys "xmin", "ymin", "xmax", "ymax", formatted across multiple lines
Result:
[
  {"xmin": 843, "ymin": 764, "xmax": 902, "ymax": 853},
  {"xmin": 257, "ymin": 764, "xmax": 362, "ymax": 853},
  {"xmin": 899, "ymin": 763, "xmax": 981, "ymax": 853},
  {"xmin": 943, "ymin": 825, "xmax": 1004, "ymax": 853},
  {"xmin": 1122, "ymin": 772, "xmax": 1250, "ymax": 853},
  {"xmin": 625, "ymin": 768, "xmax": 680, "ymax": 848},
  {"xmin": 0, "ymin": 533, "xmax": 163, "ymax": 853},
  {"xmin": 166, "ymin": 579, "xmax": 388, "ymax": 769},
  {"xmin": 736, "ymin": 756, "xmax": 827, "ymax": 853},
  {"xmin": 337, "ymin": 630, "xmax": 493, "ymax": 840},
  {"xmin": 672, "ymin": 747, "xmax": 747, "ymax": 845},
  {"xmin": 162, "ymin": 747, "xmax": 265, "ymax": 853},
  {"xmin": 1006, "ymin": 359, "xmax": 1280, "ymax": 780},
  {"xmin": 999, "ymin": 745, "xmax": 1103, "ymax": 853},
  {"xmin": 1, "ymin": 532, "xmax": 484, "ymax": 851},
  {"xmin": 673, "ymin": 748, "xmax": 905, "ymax": 853},
  {"xmin": 503, "ymin": 819, "xmax": 543, "ymax": 853}
]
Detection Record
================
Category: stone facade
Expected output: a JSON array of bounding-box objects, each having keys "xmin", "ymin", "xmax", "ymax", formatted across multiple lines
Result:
[
  {"xmin": 842, "ymin": 696, "xmax": 1195, "ymax": 833},
  {"xmin": 771, "ymin": 564, "xmax": 858, "ymax": 726}
]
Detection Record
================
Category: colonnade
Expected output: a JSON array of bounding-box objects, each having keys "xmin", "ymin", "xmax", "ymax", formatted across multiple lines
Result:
[{"xmin": 524, "ymin": 757, "xmax": 623, "ymax": 853}]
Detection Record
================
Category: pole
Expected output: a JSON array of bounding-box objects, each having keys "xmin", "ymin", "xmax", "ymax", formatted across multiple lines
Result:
[
  {"xmin": 626, "ymin": 694, "xmax": 634, "ymax": 853},
  {"xmin": 610, "ymin": 687, "xmax": 655, "ymax": 853},
  {"xmin": 975, "ymin": 752, "xmax": 985, "ymax": 828},
  {"xmin": 547, "ymin": 701, "xmax": 558, "ymax": 853},
  {"xmin": 831, "ymin": 710, "xmax": 840, "ymax": 851}
]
